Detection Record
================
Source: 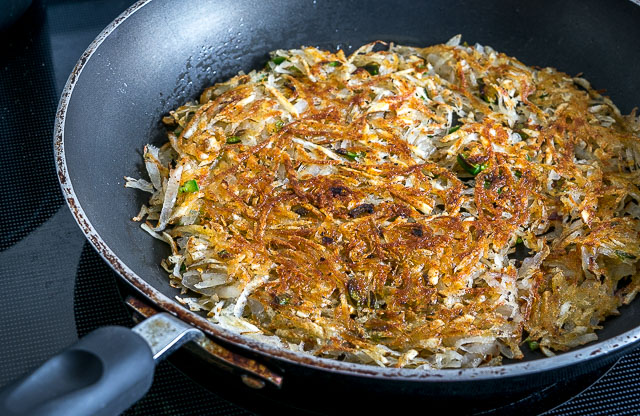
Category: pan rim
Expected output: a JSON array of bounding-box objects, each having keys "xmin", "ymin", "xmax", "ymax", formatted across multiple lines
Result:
[{"xmin": 54, "ymin": 0, "xmax": 640, "ymax": 382}]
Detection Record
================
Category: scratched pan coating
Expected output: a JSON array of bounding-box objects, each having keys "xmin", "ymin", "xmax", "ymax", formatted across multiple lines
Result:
[{"xmin": 54, "ymin": 0, "xmax": 640, "ymax": 411}]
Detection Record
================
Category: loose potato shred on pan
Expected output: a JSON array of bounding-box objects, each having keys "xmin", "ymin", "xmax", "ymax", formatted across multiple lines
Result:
[{"xmin": 128, "ymin": 36, "xmax": 640, "ymax": 369}]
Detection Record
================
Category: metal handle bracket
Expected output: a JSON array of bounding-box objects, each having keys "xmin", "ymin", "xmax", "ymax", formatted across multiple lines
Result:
[
  {"xmin": 125, "ymin": 296, "xmax": 283, "ymax": 389},
  {"xmin": 132, "ymin": 312, "xmax": 204, "ymax": 361}
]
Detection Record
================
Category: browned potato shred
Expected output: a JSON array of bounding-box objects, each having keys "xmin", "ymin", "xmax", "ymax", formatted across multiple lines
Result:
[{"xmin": 127, "ymin": 36, "xmax": 640, "ymax": 369}]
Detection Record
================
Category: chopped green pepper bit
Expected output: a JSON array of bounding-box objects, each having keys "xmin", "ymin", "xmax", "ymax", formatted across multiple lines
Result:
[
  {"xmin": 337, "ymin": 148, "xmax": 365, "ymax": 161},
  {"xmin": 539, "ymin": 93, "xmax": 548, "ymax": 99},
  {"xmin": 363, "ymin": 63, "xmax": 379, "ymax": 76},
  {"xmin": 179, "ymin": 179, "xmax": 199, "ymax": 193},
  {"xmin": 275, "ymin": 120, "xmax": 284, "ymax": 131},
  {"xmin": 276, "ymin": 294, "xmax": 291, "ymax": 306},
  {"xmin": 516, "ymin": 237, "xmax": 523, "ymax": 244},
  {"xmin": 226, "ymin": 136, "xmax": 242, "ymax": 144},
  {"xmin": 483, "ymin": 180, "xmax": 491, "ymax": 189},
  {"xmin": 174, "ymin": 126, "xmax": 183, "ymax": 136},
  {"xmin": 526, "ymin": 154, "xmax": 533, "ymax": 162},
  {"xmin": 271, "ymin": 56, "xmax": 286, "ymax": 65},
  {"xmin": 527, "ymin": 340, "xmax": 540, "ymax": 351},
  {"xmin": 348, "ymin": 286, "xmax": 361, "ymax": 304},
  {"xmin": 345, "ymin": 151, "xmax": 360, "ymax": 160},
  {"xmin": 515, "ymin": 170, "xmax": 522, "ymax": 178},
  {"xmin": 448, "ymin": 125, "xmax": 461, "ymax": 134},
  {"xmin": 180, "ymin": 263, "xmax": 186, "ymax": 273},
  {"xmin": 482, "ymin": 95, "xmax": 495, "ymax": 104},
  {"xmin": 616, "ymin": 250, "xmax": 637, "ymax": 260},
  {"xmin": 478, "ymin": 79, "xmax": 497, "ymax": 104},
  {"xmin": 327, "ymin": 61, "xmax": 342, "ymax": 67},
  {"xmin": 457, "ymin": 154, "xmax": 488, "ymax": 176}
]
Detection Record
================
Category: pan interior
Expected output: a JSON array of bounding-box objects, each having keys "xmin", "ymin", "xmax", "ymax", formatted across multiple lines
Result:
[{"xmin": 61, "ymin": 0, "xmax": 640, "ymax": 367}]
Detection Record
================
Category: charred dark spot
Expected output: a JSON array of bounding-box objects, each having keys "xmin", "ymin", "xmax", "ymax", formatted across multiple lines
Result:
[
  {"xmin": 335, "ymin": 148, "xmax": 348, "ymax": 156},
  {"xmin": 348, "ymin": 203, "xmax": 374, "ymax": 218},
  {"xmin": 330, "ymin": 186, "xmax": 348, "ymax": 197},
  {"xmin": 319, "ymin": 257, "xmax": 326, "ymax": 262},
  {"xmin": 549, "ymin": 211, "xmax": 562, "ymax": 221},
  {"xmin": 291, "ymin": 205, "xmax": 309, "ymax": 216},
  {"xmin": 411, "ymin": 227, "xmax": 424, "ymax": 237},
  {"xmin": 367, "ymin": 291, "xmax": 378, "ymax": 308},
  {"xmin": 322, "ymin": 236, "xmax": 334, "ymax": 245},
  {"xmin": 283, "ymin": 81, "xmax": 296, "ymax": 92}
]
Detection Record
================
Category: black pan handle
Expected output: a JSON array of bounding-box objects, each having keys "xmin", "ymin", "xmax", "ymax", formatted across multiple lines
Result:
[{"xmin": 0, "ymin": 313, "xmax": 202, "ymax": 416}]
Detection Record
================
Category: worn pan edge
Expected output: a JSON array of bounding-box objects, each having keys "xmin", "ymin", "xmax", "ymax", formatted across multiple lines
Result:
[{"xmin": 53, "ymin": 0, "xmax": 640, "ymax": 382}]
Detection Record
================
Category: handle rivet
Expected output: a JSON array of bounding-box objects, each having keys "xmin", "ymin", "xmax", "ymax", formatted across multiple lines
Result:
[{"xmin": 240, "ymin": 374, "xmax": 266, "ymax": 389}]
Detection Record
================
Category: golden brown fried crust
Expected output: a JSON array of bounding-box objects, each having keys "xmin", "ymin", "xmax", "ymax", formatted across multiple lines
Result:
[{"xmin": 139, "ymin": 39, "xmax": 640, "ymax": 368}]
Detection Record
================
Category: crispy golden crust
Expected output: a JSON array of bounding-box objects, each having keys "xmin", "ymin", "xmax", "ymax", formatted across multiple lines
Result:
[{"xmin": 131, "ymin": 37, "xmax": 640, "ymax": 368}]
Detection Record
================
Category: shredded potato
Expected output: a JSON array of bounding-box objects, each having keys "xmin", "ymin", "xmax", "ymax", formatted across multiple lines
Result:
[{"xmin": 128, "ymin": 36, "xmax": 640, "ymax": 368}]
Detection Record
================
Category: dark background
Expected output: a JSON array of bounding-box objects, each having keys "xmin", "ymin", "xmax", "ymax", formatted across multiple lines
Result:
[{"xmin": 1, "ymin": 0, "xmax": 640, "ymax": 414}]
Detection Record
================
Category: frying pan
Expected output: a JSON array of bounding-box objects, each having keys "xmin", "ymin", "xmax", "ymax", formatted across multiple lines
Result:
[{"xmin": 2, "ymin": 0, "xmax": 640, "ymax": 414}]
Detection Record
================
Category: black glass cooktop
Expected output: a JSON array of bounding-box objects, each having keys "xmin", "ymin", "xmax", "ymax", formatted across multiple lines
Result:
[{"xmin": 2, "ymin": 1, "xmax": 640, "ymax": 414}]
